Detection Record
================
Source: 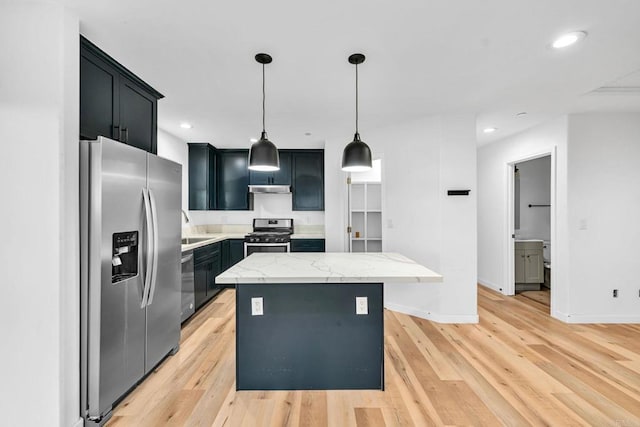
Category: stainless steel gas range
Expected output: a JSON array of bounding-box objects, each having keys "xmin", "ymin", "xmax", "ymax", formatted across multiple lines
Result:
[{"xmin": 244, "ymin": 218, "xmax": 293, "ymax": 257}]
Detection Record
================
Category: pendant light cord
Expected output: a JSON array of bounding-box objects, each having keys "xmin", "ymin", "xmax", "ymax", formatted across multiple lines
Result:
[
  {"xmin": 262, "ymin": 64, "xmax": 266, "ymax": 133},
  {"xmin": 355, "ymin": 63, "xmax": 359, "ymax": 134}
]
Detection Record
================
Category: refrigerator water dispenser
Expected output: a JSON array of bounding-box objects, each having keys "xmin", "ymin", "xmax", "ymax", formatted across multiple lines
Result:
[{"xmin": 112, "ymin": 231, "xmax": 139, "ymax": 283}]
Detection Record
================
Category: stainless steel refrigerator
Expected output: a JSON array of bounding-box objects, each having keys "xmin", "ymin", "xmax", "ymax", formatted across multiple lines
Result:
[{"xmin": 80, "ymin": 136, "xmax": 181, "ymax": 425}]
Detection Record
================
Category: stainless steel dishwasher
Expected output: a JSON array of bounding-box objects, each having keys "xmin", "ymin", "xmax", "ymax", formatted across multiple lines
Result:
[{"xmin": 181, "ymin": 251, "xmax": 195, "ymax": 323}]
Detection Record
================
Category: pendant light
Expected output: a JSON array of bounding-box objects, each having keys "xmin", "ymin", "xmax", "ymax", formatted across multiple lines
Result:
[
  {"xmin": 341, "ymin": 53, "xmax": 372, "ymax": 172},
  {"xmin": 249, "ymin": 53, "xmax": 280, "ymax": 171}
]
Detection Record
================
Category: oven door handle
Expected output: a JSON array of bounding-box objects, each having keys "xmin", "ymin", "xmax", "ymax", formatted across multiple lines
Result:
[
  {"xmin": 244, "ymin": 242, "xmax": 290, "ymax": 258},
  {"xmin": 244, "ymin": 243, "xmax": 292, "ymax": 246}
]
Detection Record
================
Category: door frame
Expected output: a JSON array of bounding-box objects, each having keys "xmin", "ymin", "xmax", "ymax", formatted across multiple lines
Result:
[{"xmin": 504, "ymin": 147, "xmax": 557, "ymax": 313}]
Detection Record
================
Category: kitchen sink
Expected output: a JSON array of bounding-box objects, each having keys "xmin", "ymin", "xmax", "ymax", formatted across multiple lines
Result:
[{"xmin": 181, "ymin": 237, "xmax": 212, "ymax": 245}]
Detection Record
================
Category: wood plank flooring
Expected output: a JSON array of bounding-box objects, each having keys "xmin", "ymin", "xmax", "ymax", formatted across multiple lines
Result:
[{"xmin": 107, "ymin": 287, "xmax": 640, "ymax": 426}]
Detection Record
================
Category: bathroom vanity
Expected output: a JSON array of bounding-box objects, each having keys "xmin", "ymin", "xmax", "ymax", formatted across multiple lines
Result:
[{"xmin": 515, "ymin": 240, "xmax": 544, "ymax": 291}]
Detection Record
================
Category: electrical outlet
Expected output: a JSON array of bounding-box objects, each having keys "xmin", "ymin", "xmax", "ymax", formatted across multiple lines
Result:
[
  {"xmin": 613, "ymin": 289, "xmax": 618, "ymax": 298},
  {"xmin": 356, "ymin": 296, "xmax": 368, "ymax": 315},
  {"xmin": 251, "ymin": 297, "xmax": 264, "ymax": 316}
]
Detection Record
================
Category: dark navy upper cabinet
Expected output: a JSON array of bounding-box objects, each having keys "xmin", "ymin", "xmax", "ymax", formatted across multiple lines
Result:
[
  {"xmin": 80, "ymin": 47, "xmax": 118, "ymax": 142},
  {"xmin": 249, "ymin": 151, "xmax": 292, "ymax": 185},
  {"xmin": 188, "ymin": 147, "xmax": 323, "ymax": 211},
  {"xmin": 217, "ymin": 150, "xmax": 253, "ymax": 210},
  {"xmin": 80, "ymin": 36, "xmax": 162, "ymax": 154},
  {"xmin": 291, "ymin": 150, "xmax": 324, "ymax": 211},
  {"xmin": 118, "ymin": 76, "xmax": 158, "ymax": 153},
  {"xmin": 188, "ymin": 143, "xmax": 217, "ymax": 210}
]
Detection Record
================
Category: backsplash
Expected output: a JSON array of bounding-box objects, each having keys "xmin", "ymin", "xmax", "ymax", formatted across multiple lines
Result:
[
  {"xmin": 185, "ymin": 193, "xmax": 325, "ymax": 228},
  {"xmin": 182, "ymin": 223, "xmax": 324, "ymax": 236}
]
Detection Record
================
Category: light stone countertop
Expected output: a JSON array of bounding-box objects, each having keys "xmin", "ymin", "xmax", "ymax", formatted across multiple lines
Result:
[
  {"xmin": 181, "ymin": 233, "xmax": 247, "ymax": 252},
  {"xmin": 290, "ymin": 233, "xmax": 325, "ymax": 239},
  {"xmin": 181, "ymin": 232, "xmax": 326, "ymax": 252},
  {"xmin": 215, "ymin": 252, "xmax": 443, "ymax": 284}
]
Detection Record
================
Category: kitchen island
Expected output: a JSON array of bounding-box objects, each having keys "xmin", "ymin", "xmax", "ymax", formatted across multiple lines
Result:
[{"xmin": 216, "ymin": 252, "xmax": 442, "ymax": 391}]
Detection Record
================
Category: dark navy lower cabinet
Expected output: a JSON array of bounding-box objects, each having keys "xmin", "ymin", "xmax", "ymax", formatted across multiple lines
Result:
[
  {"xmin": 220, "ymin": 239, "xmax": 245, "ymax": 288},
  {"xmin": 193, "ymin": 242, "xmax": 222, "ymax": 309},
  {"xmin": 236, "ymin": 283, "xmax": 384, "ymax": 390},
  {"xmin": 290, "ymin": 239, "xmax": 325, "ymax": 252},
  {"xmin": 229, "ymin": 239, "xmax": 245, "ymax": 266}
]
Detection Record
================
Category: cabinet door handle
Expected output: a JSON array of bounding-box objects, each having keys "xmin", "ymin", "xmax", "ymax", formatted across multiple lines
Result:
[
  {"xmin": 112, "ymin": 125, "xmax": 120, "ymax": 140},
  {"xmin": 120, "ymin": 127, "xmax": 129, "ymax": 143}
]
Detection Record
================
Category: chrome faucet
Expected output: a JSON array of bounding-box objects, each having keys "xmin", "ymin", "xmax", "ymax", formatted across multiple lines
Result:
[{"xmin": 181, "ymin": 209, "xmax": 190, "ymax": 224}]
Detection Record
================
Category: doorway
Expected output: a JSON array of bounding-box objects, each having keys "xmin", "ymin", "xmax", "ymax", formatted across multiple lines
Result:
[
  {"xmin": 346, "ymin": 158, "xmax": 383, "ymax": 252},
  {"xmin": 505, "ymin": 149, "xmax": 556, "ymax": 315}
]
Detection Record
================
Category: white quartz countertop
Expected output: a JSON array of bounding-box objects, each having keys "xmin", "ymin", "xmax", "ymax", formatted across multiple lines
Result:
[
  {"xmin": 290, "ymin": 233, "xmax": 325, "ymax": 239},
  {"xmin": 216, "ymin": 252, "xmax": 443, "ymax": 284},
  {"xmin": 182, "ymin": 232, "xmax": 325, "ymax": 252},
  {"xmin": 181, "ymin": 233, "xmax": 246, "ymax": 252}
]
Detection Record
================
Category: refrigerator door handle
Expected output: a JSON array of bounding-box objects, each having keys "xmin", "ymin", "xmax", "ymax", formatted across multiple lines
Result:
[
  {"xmin": 147, "ymin": 188, "xmax": 160, "ymax": 305},
  {"xmin": 141, "ymin": 188, "xmax": 154, "ymax": 308}
]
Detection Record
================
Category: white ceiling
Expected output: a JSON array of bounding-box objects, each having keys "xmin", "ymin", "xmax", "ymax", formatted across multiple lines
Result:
[{"xmin": 60, "ymin": 0, "xmax": 640, "ymax": 147}]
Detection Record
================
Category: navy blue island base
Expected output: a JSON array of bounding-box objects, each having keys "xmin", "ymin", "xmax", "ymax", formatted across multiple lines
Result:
[{"xmin": 235, "ymin": 282, "xmax": 384, "ymax": 391}]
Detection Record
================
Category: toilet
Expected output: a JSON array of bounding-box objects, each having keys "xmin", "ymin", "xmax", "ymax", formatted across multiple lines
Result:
[
  {"xmin": 543, "ymin": 241, "xmax": 551, "ymax": 288},
  {"xmin": 543, "ymin": 241, "xmax": 551, "ymax": 267}
]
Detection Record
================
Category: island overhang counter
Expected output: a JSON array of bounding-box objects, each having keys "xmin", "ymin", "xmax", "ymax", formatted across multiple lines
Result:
[{"xmin": 216, "ymin": 252, "xmax": 442, "ymax": 391}]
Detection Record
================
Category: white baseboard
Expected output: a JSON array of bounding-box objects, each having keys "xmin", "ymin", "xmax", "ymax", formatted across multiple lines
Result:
[
  {"xmin": 552, "ymin": 310, "xmax": 640, "ymax": 324},
  {"xmin": 477, "ymin": 278, "xmax": 503, "ymax": 293},
  {"xmin": 72, "ymin": 417, "xmax": 84, "ymax": 427},
  {"xmin": 385, "ymin": 302, "xmax": 479, "ymax": 324}
]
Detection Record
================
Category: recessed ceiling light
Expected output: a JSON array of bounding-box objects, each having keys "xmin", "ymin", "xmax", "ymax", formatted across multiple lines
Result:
[
  {"xmin": 552, "ymin": 31, "xmax": 587, "ymax": 49},
  {"xmin": 483, "ymin": 127, "xmax": 497, "ymax": 134},
  {"xmin": 305, "ymin": 132, "xmax": 312, "ymax": 136},
  {"xmin": 180, "ymin": 123, "xmax": 192, "ymax": 129},
  {"xmin": 249, "ymin": 138, "xmax": 258, "ymax": 143}
]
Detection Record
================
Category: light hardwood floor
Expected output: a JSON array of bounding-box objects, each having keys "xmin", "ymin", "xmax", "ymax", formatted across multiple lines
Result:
[{"xmin": 107, "ymin": 287, "xmax": 640, "ymax": 426}]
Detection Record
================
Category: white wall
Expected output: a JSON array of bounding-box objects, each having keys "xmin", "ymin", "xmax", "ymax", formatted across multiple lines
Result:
[
  {"xmin": 516, "ymin": 156, "xmax": 551, "ymax": 240},
  {"xmin": 157, "ymin": 130, "xmax": 325, "ymax": 228},
  {"xmin": 477, "ymin": 117, "xmax": 569, "ymax": 316},
  {"xmin": 325, "ymin": 114, "xmax": 478, "ymax": 323},
  {"xmin": 158, "ymin": 129, "xmax": 190, "ymax": 210},
  {"xmin": 565, "ymin": 113, "xmax": 640, "ymax": 322},
  {"xmin": 478, "ymin": 113, "xmax": 640, "ymax": 323},
  {"xmin": 0, "ymin": 2, "xmax": 80, "ymax": 426}
]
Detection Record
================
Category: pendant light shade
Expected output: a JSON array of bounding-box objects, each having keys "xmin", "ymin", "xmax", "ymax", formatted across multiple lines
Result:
[
  {"xmin": 342, "ymin": 133, "xmax": 372, "ymax": 172},
  {"xmin": 342, "ymin": 53, "xmax": 372, "ymax": 172},
  {"xmin": 249, "ymin": 131, "xmax": 279, "ymax": 171},
  {"xmin": 249, "ymin": 53, "xmax": 280, "ymax": 171}
]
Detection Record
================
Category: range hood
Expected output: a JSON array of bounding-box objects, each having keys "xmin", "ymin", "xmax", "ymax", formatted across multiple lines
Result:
[{"xmin": 248, "ymin": 185, "xmax": 291, "ymax": 194}]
